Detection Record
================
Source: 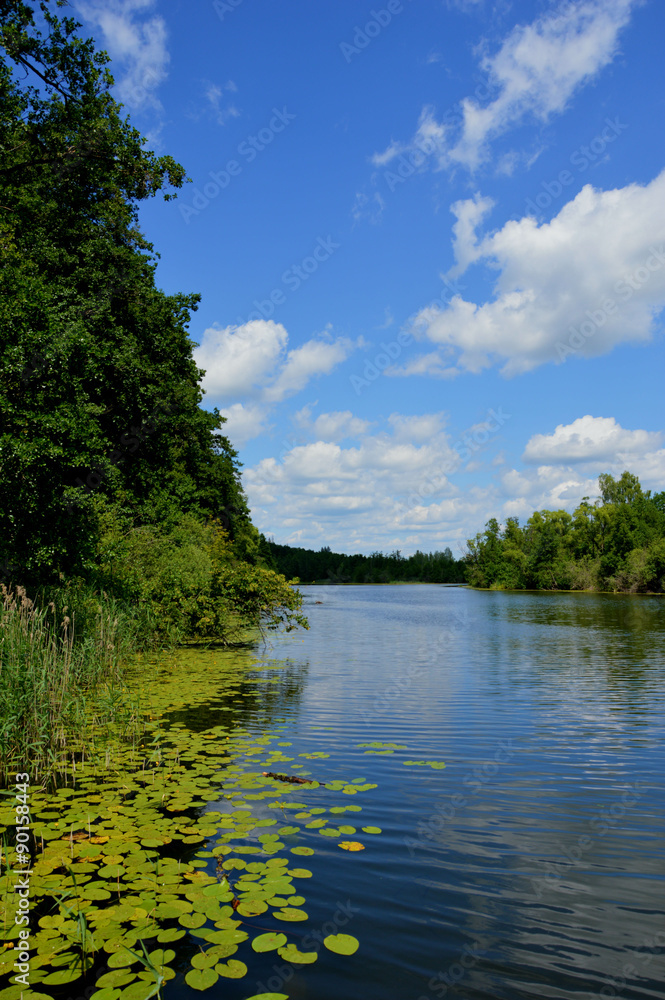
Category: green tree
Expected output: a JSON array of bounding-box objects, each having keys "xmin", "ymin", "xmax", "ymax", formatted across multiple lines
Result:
[{"xmin": 0, "ymin": 0, "xmax": 253, "ymax": 585}]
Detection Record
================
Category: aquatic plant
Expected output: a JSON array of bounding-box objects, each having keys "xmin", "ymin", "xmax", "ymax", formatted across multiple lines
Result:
[{"xmin": 0, "ymin": 650, "xmax": 389, "ymax": 998}]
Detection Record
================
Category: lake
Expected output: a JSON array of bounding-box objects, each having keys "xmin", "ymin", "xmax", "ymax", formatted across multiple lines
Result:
[
  {"xmin": 206, "ymin": 583, "xmax": 665, "ymax": 1000},
  {"xmin": 5, "ymin": 584, "xmax": 664, "ymax": 1000}
]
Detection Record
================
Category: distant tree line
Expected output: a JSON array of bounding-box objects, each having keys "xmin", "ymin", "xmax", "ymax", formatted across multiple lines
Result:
[
  {"xmin": 466, "ymin": 472, "xmax": 665, "ymax": 592},
  {"xmin": 260, "ymin": 540, "xmax": 467, "ymax": 584}
]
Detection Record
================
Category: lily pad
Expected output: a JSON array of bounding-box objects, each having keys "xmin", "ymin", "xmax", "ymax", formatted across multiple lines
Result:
[
  {"xmin": 277, "ymin": 944, "xmax": 318, "ymax": 964},
  {"xmin": 243, "ymin": 995, "xmax": 289, "ymax": 1000},
  {"xmin": 251, "ymin": 932, "xmax": 287, "ymax": 953},
  {"xmin": 273, "ymin": 908, "xmax": 308, "ymax": 921},
  {"xmin": 214, "ymin": 959, "xmax": 247, "ymax": 978},
  {"xmin": 185, "ymin": 968, "xmax": 218, "ymax": 991},
  {"xmin": 324, "ymin": 933, "xmax": 359, "ymax": 955}
]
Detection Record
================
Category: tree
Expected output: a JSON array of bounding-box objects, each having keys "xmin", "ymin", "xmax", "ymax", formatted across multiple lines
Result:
[{"xmin": 0, "ymin": 0, "xmax": 253, "ymax": 585}]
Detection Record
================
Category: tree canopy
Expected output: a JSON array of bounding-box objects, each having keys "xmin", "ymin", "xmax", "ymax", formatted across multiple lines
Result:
[
  {"xmin": 0, "ymin": 0, "xmax": 306, "ymax": 640},
  {"xmin": 465, "ymin": 472, "xmax": 665, "ymax": 593}
]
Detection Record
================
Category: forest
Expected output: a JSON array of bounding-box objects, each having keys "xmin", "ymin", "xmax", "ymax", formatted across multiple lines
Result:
[
  {"xmin": 465, "ymin": 471, "xmax": 665, "ymax": 592},
  {"xmin": 262, "ymin": 540, "xmax": 467, "ymax": 584}
]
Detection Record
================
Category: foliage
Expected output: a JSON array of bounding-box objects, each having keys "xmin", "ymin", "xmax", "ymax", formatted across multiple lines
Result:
[
  {"xmin": 0, "ymin": 0, "xmax": 308, "ymax": 777},
  {"xmin": 0, "ymin": 582, "xmax": 140, "ymax": 782},
  {"xmin": 0, "ymin": 0, "xmax": 304, "ymax": 627},
  {"xmin": 0, "ymin": 0, "xmax": 254, "ymax": 584},
  {"xmin": 465, "ymin": 472, "xmax": 665, "ymax": 593},
  {"xmin": 0, "ymin": 650, "xmax": 384, "ymax": 982},
  {"xmin": 263, "ymin": 539, "xmax": 467, "ymax": 584}
]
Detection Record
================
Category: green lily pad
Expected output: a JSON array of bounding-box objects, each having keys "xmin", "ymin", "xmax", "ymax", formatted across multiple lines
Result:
[
  {"xmin": 185, "ymin": 968, "xmax": 218, "ymax": 990},
  {"xmin": 107, "ymin": 948, "xmax": 139, "ymax": 969},
  {"xmin": 273, "ymin": 908, "xmax": 308, "ymax": 921},
  {"xmin": 214, "ymin": 958, "xmax": 247, "ymax": 978},
  {"xmin": 251, "ymin": 932, "xmax": 287, "ymax": 952},
  {"xmin": 277, "ymin": 944, "xmax": 318, "ymax": 964},
  {"xmin": 290, "ymin": 846, "xmax": 314, "ymax": 856},
  {"xmin": 191, "ymin": 952, "xmax": 218, "ymax": 969},
  {"xmin": 157, "ymin": 927, "xmax": 186, "ymax": 943},
  {"xmin": 362, "ymin": 826, "xmax": 382, "ymax": 834},
  {"xmin": 120, "ymin": 983, "xmax": 162, "ymax": 1000},
  {"xmin": 324, "ymin": 933, "xmax": 359, "ymax": 955},
  {"xmin": 41, "ymin": 969, "xmax": 83, "ymax": 985},
  {"xmin": 243, "ymin": 995, "xmax": 289, "ymax": 1000}
]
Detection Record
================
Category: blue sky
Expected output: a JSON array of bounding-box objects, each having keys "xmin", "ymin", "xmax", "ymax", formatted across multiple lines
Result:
[{"xmin": 74, "ymin": 0, "xmax": 665, "ymax": 556}]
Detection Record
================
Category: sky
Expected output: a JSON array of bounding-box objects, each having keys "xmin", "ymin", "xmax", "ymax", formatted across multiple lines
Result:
[{"xmin": 73, "ymin": 0, "xmax": 665, "ymax": 557}]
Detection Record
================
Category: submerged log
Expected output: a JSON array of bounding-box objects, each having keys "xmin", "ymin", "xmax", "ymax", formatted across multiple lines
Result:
[{"xmin": 262, "ymin": 771, "xmax": 317, "ymax": 784}]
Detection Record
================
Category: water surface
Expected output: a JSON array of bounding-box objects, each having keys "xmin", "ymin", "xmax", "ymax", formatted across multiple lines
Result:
[{"xmin": 202, "ymin": 585, "xmax": 665, "ymax": 1000}]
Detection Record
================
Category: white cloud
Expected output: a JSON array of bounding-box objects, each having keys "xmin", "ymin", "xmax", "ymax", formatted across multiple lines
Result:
[
  {"xmin": 76, "ymin": 0, "xmax": 169, "ymax": 114},
  {"xmin": 263, "ymin": 337, "xmax": 357, "ymax": 404},
  {"xmin": 244, "ymin": 411, "xmax": 496, "ymax": 553},
  {"xmin": 395, "ymin": 170, "xmax": 665, "ymax": 378},
  {"xmin": 295, "ymin": 409, "xmax": 372, "ymax": 442},
  {"xmin": 448, "ymin": 193, "xmax": 494, "ymax": 277},
  {"xmin": 205, "ymin": 81, "xmax": 240, "ymax": 126},
  {"xmin": 523, "ymin": 416, "xmax": 663, "ymax": 464},
  {"xmin": 194, "ymin": 320, "xmax": 360, "ymax": 446},
  {"xmin": 245, "ymin": 410, "xmax": 665, "ymax": 554},
  {"xmin": 218, "ymin": 403, "xmax": 268, "ymax": 449},
  {"xmin": 195, "ymin": 320, "xmax": 289, "ymax": 400},
  {"xmin": 373, "ymin": 0, "xmax": 636, "ymax": 172}
]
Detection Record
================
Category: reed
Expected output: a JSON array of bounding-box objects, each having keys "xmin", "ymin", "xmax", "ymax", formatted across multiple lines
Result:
[{"xmin": 0, "ymin": 583, "xmax": 141, "ymax": 785}]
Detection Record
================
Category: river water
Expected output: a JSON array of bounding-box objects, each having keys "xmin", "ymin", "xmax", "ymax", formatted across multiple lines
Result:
[{"xmin": 180, "ymin": 584, "xmax": 665, "ymax": 1000}]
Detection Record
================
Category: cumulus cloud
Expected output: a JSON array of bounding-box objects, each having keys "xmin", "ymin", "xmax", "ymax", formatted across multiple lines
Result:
[
  {"xmin": 392, "ymin": 170, "xmax": 665, "ymax": 378},
  {"xmin": 217, "ymin": 403, "xmax": 268, "ymax": 449},
  {"xmin": 373, "ymin": 0, "xmax": 636, "ymax": 172},
  {"xmin": 263, "ymin": 337, "xmax": 357, "ymax": 404},
  {"xmin": 194, "ymin": 321, "xmax": 289, "ymax": 399},
  {"xmin": 523, "ymin": 416, "xmax": 663, "ymax": 464},
  {"xmin": 448, "ymin": 193, "xmax": 494, "ymax": 277},
  {"xmin": 193, "ymin": 320, "xmax": 360, "ymax": 446},
  {"xmin": 75, "ymin": 0, "xmax": 169, "ymax": 114},
  {"xmin": 294, "ymin": 408, "xmax": 372, "ymax": 442},
  {"xmin": 243, "ymin": 409, "xmax": 504, "ymax": 553},
  {"xmin": 244, "ymin": 410, "xmax": 665, "ymax": 554}
]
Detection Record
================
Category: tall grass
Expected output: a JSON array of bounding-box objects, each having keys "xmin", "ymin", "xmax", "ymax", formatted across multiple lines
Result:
[{"xmin": 0, "ymin": 584, "xmax": 141, "ymax": 785}]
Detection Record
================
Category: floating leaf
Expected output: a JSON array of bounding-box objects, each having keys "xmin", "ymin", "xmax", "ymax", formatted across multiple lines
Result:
[
  {"xmin": 120, "ymin": 983, "xmax": 163, "ymax": 1000},
  {"xmin": 243, "ymin": 995, "xmax": 289, "ymax": 1000},
  {"xmin": 277, "ymin": 944, "xmax": 318, "ymax": 964},
  {"xmin": 324, "ymin": 933, "xmax": 359, "ymax": 955},
  {"xmin": 273, "ymin": 908, "xmax": 308, "ymax": 922},
  {"xmin": 191, "ymin": 952, "xmax": 218, "ymax": 969},
  {"xmin": 338, "ymin": 842, "xmax": 365, "ymax": 851},
  {"xmin": 362, "ymin": 826, "xmax": 382, "ymax": 834},
  {"xmin": 290, "ymin": 846, "xmax": 314, "ymax": 856},
  {"xmin": 214, "ymin": 959, "xmax": 247, "ymax": 978},
  {"xmin": 184, "ymin": 968, "xmax": 218, "ymax": 991},
  {"xmin": 107, "ymin": 949, "xmax": 139, "ymax": 969},
  {"xmin": 251, "ymin": 932, "xmax": 287, "ymax": 953},
  {"xmin": 41, "ymin": 969, "xmax": 84, "ymax": 986},
  {"xmin": 236, "ymin": 899, "xmax": 268, "ymax": 916},
  {"xmin": 157, "ymin": 927, "xmax": 186, "ymax": 943}
]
